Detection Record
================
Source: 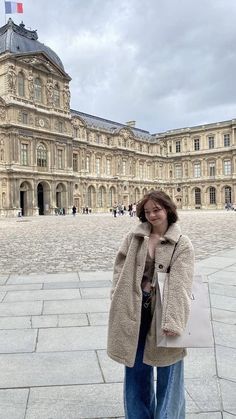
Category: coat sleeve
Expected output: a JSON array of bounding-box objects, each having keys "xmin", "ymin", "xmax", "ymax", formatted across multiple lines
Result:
[
  {"xmin": 110, "ymin": 233, "xmax": 132, "ymax": 299},
  {"xmin": 161, "ymin": 236, "xmax": 195, "ymax": 335}
]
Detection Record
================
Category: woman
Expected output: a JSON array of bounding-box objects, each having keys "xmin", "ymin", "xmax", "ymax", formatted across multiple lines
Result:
[{"xmin": 107, "ymin": 190, "xmax": 194, "ymax": 419}]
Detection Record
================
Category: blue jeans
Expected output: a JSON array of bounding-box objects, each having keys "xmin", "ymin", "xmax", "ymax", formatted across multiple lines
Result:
[{"xmin": 124, "ymin": 292, "xmax": 185, "ymax": 419}]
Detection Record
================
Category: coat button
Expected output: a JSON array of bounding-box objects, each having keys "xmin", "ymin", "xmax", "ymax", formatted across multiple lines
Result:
[{"xmin": 159, "ymin": 264, "xmax": 163, "ymax": 269}]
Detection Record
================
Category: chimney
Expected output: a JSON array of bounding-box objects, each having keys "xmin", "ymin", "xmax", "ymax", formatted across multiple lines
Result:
[{"xmin": 126, "ymin": 120, "xmax": 136, "ymax": 128}]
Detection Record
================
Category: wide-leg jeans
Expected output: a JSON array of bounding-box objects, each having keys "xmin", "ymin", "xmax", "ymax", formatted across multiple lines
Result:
[{"xmin": 124, "ymin": 292, "xmax": 185, "ymax": 419}]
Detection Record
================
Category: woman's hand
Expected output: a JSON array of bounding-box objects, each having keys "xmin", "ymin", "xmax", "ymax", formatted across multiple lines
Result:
[{"xmin": 162, "ymin": 329, "xmax": 178, "ymax": 337}]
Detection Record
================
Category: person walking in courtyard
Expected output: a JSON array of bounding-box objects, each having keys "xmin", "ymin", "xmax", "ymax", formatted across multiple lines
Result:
[
  {"xmin": 107, "ymin": 190, "xmax": 194, "ymax": 419},
  {"xmin": 72, "ymin": 205, "xmax": 76, "ymax": 216}
]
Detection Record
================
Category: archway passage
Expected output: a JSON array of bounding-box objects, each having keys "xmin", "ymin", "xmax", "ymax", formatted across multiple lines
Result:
[
  {"xmin": 20, "ymin": 190, "xmax": 25, "ymax": 216},
  {"xmin": 37, "ymin": 183, "xmax": 44, "ymax": 215}
]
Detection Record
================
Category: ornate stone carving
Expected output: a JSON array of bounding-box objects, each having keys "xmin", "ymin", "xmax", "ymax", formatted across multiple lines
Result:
[
  {"xmin": 46, "ymin": 78, "xmax": 53, "ymax": 106},
  {"xmin": 27, "ymin": 71, "xmax": 34, "ymax": 100},
  {"xmin": 0, "ymin": 106, "xmax": 6, "ymax": 120},
  {"xmin": 8, "ymin": 64, "xmax": 16, "ymax": 93},
  {"xmin": 63, "ymin": 83, "xmax": 70, "ymax": 110}
]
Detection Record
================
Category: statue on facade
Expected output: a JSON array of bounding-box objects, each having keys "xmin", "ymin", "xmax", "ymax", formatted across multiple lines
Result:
[
  {"xmin": 8, "ymin": 64, "xmax": 16, "ymax": 93},
  {"xmin": 46, "ymin": 78, "xmax": 54, "ymax": 106},
  {"xmin": 63, "ymin": 83, "xmax": 70, "ymax": 110},
  {"xmin": 27, "ymin": 71, "xmax": 34, "ymax": 100}
]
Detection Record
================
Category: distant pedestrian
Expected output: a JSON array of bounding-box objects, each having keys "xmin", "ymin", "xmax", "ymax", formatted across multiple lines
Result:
[
  {"xmin": 113, "ymin": 203, "xmax": 118, "ymax": 217},
  {"xmin": 72, "ymin": 205, "xmax": 76, "ymax": 216}
]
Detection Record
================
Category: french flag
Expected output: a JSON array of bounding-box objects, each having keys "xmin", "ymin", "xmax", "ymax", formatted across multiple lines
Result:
[{"xmin": 5, "ymin": 2, "xmax": 23, "ymax": 14}]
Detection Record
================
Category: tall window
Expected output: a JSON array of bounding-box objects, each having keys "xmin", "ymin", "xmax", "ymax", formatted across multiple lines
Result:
[
  {"xmin": 208, "ymin": 136, "xmax": 214, "ymax": 149},
  {"xmin": 18, "ymin": 72, "xmax": 25, "ymax": 97},
  {"xmin": 122, "ymin": 160, "xmax": 126, "ymax": 175},
  {"xmin": 58, "ymin": 121, "xmax": 63, "ymax": 133},
  {"xmin": 194, "ymin": 138, "xmax": 200, "ymax": 151},
  {"xmin": 86, "ymin": 155, "xmax": 90, "ymax": 172},
  {"xmin": 209, "ymin": 187, "xmax": 216, "ymax": 204},
  {"xmin": 106, "ymin": 159, "xmax": 111, "ymax": 175},
  {"xmin": 34, "ymin": 78, "xmax": 42, "ymax": 102},
  {"xmin": 176, "ymin": 141, "xmax": 181, "ymax": 153},
  {"xmin": 147, "ymin": 165, "xmax": 151, "ymax": 179},
  {"xmin": 21, "ymin": 143, "xmax": 28, "ymax": 166},
  {"xmin": 224, "ymin": 134, "xmax": 230, "ymax": 147},
  {"xmin": 37, "ymin": 143, "xmax": 47, "ymax": 167},
  {"xmin": 194, "ymin": 162, "xmax": 201, "ymax": 178},
  {"xmin": 57, "ymin": 149, "xmax": 63, "ymax": 169},
  {"xmin": 175, "ymin": 165, "xmax": 182, "ymax": 178},
  {"xmin": 73, "ymin": 153, "xmax": 78, "ymax": 172},
  {"xmin": 139, "ymin": 164, "xmax": 143, "ymax": 179},
  {"xmin": 225, "ymin": 186, "xmax": 232, "ymax": 203},
  {"xmin": 96, "ymin": 157, "xmax": 100, "ymax": 175},
  {"xmin": 22, "ymin": 112, "xmax": 28, "ymax": 124},
  {"xmin": 224, "ymin": 160, "xmax": 231, "ymax": 175},
  {"xmin": 98, "ymin": 187, "xmax": 105, "ymax": 207},
  {"xmin": 209, "ymin": 161, "xmax": 215, "ymax": 177},
  {"xmin": 195, "ymin": 188, "xmax": 201, "ymax": 205},
  {"xmin": 54, "ymin": 84, "xmax": 60, "ymax": 107}
]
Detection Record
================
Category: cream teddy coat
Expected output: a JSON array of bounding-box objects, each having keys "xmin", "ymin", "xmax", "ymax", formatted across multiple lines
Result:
[{"xmin": 107, "ymin": 221, "xmax": 194, "ymax": 368}]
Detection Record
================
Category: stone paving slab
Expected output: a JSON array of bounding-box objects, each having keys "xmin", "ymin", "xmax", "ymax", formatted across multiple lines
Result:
[
  {"xmin": 0, "ymin": 351, "xmax": 103, "ymax": 388},
  {"xmin": 88, "ymin": 312, "xmax": 109, "ymax": 326},
  {"xmin": 43, "ymin": 280, "xmax": 112, "ymax": 289},
  {"xmin": 185, "ymin": 377, "xmax": 221, "ymax": 411},
  {"xmin": 0, "ymin": 275, "xmax": 8, "ymax": 285},
  {"xmin": 216, "ymin": 345, "xmax": 236, "ymax": 381},
  {"xmin": 25, "ymin": 383, "xmax": 124, "ymax": 419},
  {"xmin": 210, "ymin": 294, "xmax": 236, "ymax": 311},
  {"xmin": 43, "ymin": 298, "xmax": 110, "ymax": 315},
  {"xmin": 36, "ymin": 325, "xmax": 107, "ymax": 352},
  {"xmin": 209, "ymin": 283, "xmax": 236, "ymax": 298},
  {"xmin": 4, "ymin": 288, "xmax": 82, "ymax": 302},
  {"xmin": 80, "ymin": 287, "xmax": 111, "ymax": 299},
  {"xmin": 0, "ymin": 389, "xmax": 29, "ymax": 419},
  {"xmin": 79, "ymin": 271, "xmax": 113, "ymax": 281},
  {"xmin": 212, "ymin": 308, "xmax": 236, "ymax": 325},
  {"xmin": 0, "ymin": 316, "xmax": 32, "ymax": 329},
  {"xmin": 0, "ymin": 329, "xmax": 37, "ymax": 353},
  {"xmin": 0, "ymin": 291, "xmax": 6, "ymax": 301},
  {"xmin": 196, "ymin": 257, "xmax": 236, "ymax": 269},
  {"xmin": 0, "ymin": 301, "xmax": 43, "ymax": 316},
  {"xmin": 0, "ymin": 284, "xmax": 43, "ymax": 292},
  {"xmin": 213, "ymin": 322, "xmax": 236, "ymax": 348},
  {"xmin": 220, "ymin": 379, "xmax": 236, "ymax": 415},
  {"xmin": 208, "ymin": 271, "xmax": 236, "ymax": 286},
  {"xmin": 7, "ymin": 272, "xmax": 79, "ymax": 284}
]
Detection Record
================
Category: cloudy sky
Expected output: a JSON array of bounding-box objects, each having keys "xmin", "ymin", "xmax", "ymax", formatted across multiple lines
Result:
[{"xmin": 2, "ymin": 0, "xmax": 236, "ymax": 133}]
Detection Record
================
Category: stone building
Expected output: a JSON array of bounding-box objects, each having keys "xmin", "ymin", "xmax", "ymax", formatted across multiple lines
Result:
[{"xmin": 0, "ymin": 19, "xmax": 235, "ymax": 216}]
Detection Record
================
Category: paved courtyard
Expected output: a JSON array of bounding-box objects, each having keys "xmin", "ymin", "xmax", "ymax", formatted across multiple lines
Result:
[
  {"xmin": 0, "ymin": 210, "xmax": 236, "ymax": 274},
  {"xmin": 0, "ymin": 210, "xmax": 236, "ymax": 418}
]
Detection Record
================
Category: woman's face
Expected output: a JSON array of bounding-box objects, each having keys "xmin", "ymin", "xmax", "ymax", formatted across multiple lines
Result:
[{"xmin": 144, "ymin": 199, "xmax": 168, "ymax": 229}]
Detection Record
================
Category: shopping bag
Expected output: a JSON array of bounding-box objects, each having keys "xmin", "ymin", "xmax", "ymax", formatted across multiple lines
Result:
[{"xmin": 156, "ymin": 274, "xmax": 214, "ymax": 348}]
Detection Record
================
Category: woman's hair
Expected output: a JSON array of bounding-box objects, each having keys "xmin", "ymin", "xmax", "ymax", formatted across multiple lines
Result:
[{"xmin": 136, "ymin": 190, "xmax": 178, "ymax": 226}]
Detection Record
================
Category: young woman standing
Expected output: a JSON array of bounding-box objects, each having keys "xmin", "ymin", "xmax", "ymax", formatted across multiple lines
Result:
[{"xmin": 107, "ymin": 190, "xmax": 194, "ymax": 419}]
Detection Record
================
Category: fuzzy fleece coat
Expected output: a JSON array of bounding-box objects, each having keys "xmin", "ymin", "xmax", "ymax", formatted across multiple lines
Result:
[{"xmin": 107, "ymin": 221, "xmax": 194, "ymax": 368}]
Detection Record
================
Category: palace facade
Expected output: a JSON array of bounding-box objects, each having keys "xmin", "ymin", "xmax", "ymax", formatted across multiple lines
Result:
[{"xmin": 0, "ymin": 19, "xmax": 235, "ymax": 217}]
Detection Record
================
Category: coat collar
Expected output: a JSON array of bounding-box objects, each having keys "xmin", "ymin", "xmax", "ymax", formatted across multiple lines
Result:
[{"xmin": 133, "ymin": 221, "xmax": 181, "ymax": 244}]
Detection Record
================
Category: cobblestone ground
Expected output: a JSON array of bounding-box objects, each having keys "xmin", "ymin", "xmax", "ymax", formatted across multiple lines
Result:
[{"xmin": 0, "ymin": 210, "xmax": 236, "ymax": 274}]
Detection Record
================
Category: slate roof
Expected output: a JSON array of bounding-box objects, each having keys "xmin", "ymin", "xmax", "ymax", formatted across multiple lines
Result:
[
  {"xmin": 0, "ymin": 18, "xmax": 64, "ymax": 70},
  {"xmin": 71, "ymin": 109, "xmax": 155, "ymax": 142}
]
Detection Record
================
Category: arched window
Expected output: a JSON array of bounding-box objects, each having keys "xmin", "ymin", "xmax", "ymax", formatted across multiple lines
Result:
[
  {"xmin": 195, "ymin": 188, "xmax": 201, "ymax": 205},
  {"xmin": 109, "ymin": 187, "xmax": 116, "ymax": 207},
  {"xmin": 37, "ymin": 143, "xmax": 47, "ymax": 167},
  {"xmin": 225, "ymin": 186, "xmax": 232, "ymax": 204},
  {"xmin": 98, "ymin": 187, "xmax": 106, "ymax": 207},
  {"xmin": 34, "ymin": 78, "xmax": 42, "ymax": 102},
  {"xmin": 209, "ymin": 187, "xmax": 216, "ymax": 204},
  {"xmin": 18, "ymin": 72, "xmax": 25, "ymax": 97},
  {"xmin": 54, "ymin": 84, "xmax": 60, "ymax": 107}
]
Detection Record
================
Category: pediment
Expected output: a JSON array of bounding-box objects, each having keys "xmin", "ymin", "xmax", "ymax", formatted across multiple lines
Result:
[{"xmin": 16, "ymin": 53, "xmax": 70, "ymax": 79}]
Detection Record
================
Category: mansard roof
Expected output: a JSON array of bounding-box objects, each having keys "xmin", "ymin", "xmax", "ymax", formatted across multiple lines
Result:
[
  {"xmin": 0, "ymin": 18, "xmax": 64, "ymax": 71},
  {"xmin": 71, "ymin": 109, "xmax": 155, "ymax": 142}
]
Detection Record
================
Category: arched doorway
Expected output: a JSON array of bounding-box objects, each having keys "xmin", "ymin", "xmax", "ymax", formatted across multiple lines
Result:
[
  {"xmin": 56, "ymin": 183, "xmax": 66, "ymax": 210},
  {"xmin": 37, "ymin": 183, "xmax": 44, "ymax": 215},
  {"xmin": 20, "ymin": 181, "xmax": 32, "ymax": 216}
]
